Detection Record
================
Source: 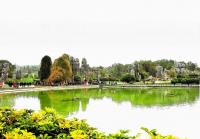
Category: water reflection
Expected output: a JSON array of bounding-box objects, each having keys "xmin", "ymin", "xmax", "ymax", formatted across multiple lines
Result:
[
  {"xmin": 0, "ymin": 88, "xmax": 199, "ymax": 115},
  {"xmin": 0, "ymin": 88, "xmax": 199, "ymax": 138},
  {"xmin": 13, "ymin": 97, "xmax": 40, "ymax": 111}
]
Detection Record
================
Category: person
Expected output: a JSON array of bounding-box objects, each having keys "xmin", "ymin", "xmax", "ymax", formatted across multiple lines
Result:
[
  {"xmin": 13, "ymin": 82, "xmax": 17, "ymax": 88},
  {"xmin": 0, "ymin": 81, "xmax": 3, "ymax": 88}
]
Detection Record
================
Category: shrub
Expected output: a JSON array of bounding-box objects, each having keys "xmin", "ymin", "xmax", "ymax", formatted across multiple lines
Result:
[
  {"xmin": 0, "ymin": 108, "xmax": 179, "ymax": 139},
  {"xmin": 171, "ymin": 77, "xmax": 199, "ymax": 85},
  {"xmin": 141, "ymin": 127, "xmax": 179, "ymax": 139},
  {"xmin": 5, "ymin": 78, "xmax": 16, "ymax": 87},
  {"xmin": 121, "ymin": 74, "xmax": 135, "ymax": 83},
  {"xmin": 74, "ymin": 75, "xmax": 81, "ymax": 83}
]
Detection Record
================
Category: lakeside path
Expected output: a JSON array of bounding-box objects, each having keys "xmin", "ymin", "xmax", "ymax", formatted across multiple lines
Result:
[{"xmin": 0, "ymin": 85, "xmax": 99, "ymax": 94}]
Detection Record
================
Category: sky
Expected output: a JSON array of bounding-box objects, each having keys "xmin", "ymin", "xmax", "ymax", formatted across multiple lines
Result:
[{"xmin": 0, "ymin": 0, "xmax": 200, "ymax": 67}]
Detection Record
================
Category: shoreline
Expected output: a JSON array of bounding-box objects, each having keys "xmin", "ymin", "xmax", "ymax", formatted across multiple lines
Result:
[
  {"xmin": 103, "ymin": 84, "xmax": 200, "ymax": 88},
  {"xmin": 0, "ymin": 85, "xmax": 99, "ymax": 94},
  {"xmin": 0, "ymin": 84, "xmax": 199, "ymax": 94}
]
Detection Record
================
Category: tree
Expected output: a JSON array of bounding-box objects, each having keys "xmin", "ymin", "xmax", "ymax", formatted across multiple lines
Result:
[
  {"xmin": 186, "ymin": 62, "xmax": 197, "ymax": 71},
  {"xmin": 133, "ymin": 61, "xmax": 156, "ymax": 80},
  {"xmin": 40, "ymin": 55, "xmax": 52, "ymax": 81},
  {"xmin": 48, "ymin": 66, "xmax": 65, "ymax": 83},
  {"xmin": 16, "ymin": 70, "xmax": 22, "ymax": 80},
  {"xmin": 80, "ymin": 58, "xmax": 90, "ymax": 80},
  {"xmin": 168, "ymin": 69, "xmax": 177, "ymax": 78},
  {"xmin": 81, "ymin": 58, "xmax": 89, "ymax": 74},
  {"xmin": 70, "ymin": 57, "xmax": 80, "ymax": 76},
  {"xmin": 81, "ymin": 58, "xmax": 89, "ymax": 70},
  {"xmin": 155, "ymin": 59, "xmax": 175, "ymax": 70},
  {"xmin": 139, "ymin": 60, "xmax": 157, "ymax": 77},
  {"xmin": 53, "ymin": 54, "xmax": 72, "ymax": 82},
  {"xmin": 70, "ymin": 57, "xmax": 80, "ymax": 83},
  {"xmin": 121, "ymin": 74, "xmax": 135, "ymax": 83},
  {"xmin": 108, "ymin": 63, "xmax": 125, "ymax": 80}
]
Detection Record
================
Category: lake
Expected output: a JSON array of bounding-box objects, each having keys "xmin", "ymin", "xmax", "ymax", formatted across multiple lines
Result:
[{"xmin": 0, "ymin": 87, "xmax": 199, "ymax": 138}]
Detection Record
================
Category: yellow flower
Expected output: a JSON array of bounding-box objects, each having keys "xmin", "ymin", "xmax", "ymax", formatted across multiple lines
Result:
[
  {"xmin": 44, "ymin": 107, "xmax": 57, "ymax": 115},
  {"xmin": 0, "ymin": 112, "xmax": 2, "ymax": 119},
  {"xmin": 13, "ymin": 109, "xmax": 25, "ymax": 116},
  {"xmin": 31, "ymin": 112, "xmax": 43, "ymax": 122},
  {"xmin": 4, "ymin": 128, "xmax": 36, "ymax": 139},
  {"xmin": 0, "ymin": 123, "xmax": 4, "ymax": 130},
  {"xmin": 58, "ymin": 120, "xmax": 70, "ymax": 129},
  {"xmin": 70, "ymin": 130, "xmax": 88, "ymax": 139}
]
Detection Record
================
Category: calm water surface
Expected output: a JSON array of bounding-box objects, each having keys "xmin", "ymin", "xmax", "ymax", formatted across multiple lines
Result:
[{"xmin": 0, "ymin": 88, "xmax": 199, "ymax": 138}]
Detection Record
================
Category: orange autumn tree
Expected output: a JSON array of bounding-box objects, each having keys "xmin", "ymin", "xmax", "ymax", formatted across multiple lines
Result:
[
  {"xmin": 48, "ymin": 66, "xmax": 65, "ymax": 83},
  {"xmin": 48, "ymin": 54, "xmax": 72, "ymax": 84}
]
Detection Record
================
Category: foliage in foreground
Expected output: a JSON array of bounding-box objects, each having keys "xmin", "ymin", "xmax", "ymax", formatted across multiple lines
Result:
[{"xmin": 0, "ymin": 108, "xmax": 180, "ymax": 139}]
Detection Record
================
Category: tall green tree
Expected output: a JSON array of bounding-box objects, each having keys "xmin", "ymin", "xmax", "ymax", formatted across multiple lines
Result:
[
  {"xmin": 81, "ymin": 58, "xmax": 89, "ymax": 73},
  {"xmin": 40, "ymin": 55, "xmax": 52, "ymax": 81},
  {"xmin": 70, "ymin": 56, "xmax": 80, "ymax": 76},
  {"xmin": 16, "ymin": 70, "xmax": 22, "ymax": 80},
  {"xmin": 186, "ymin": 61, "xmax": 197, "ymax": 71},
  {"xmin": 155, "ymin": 59, "xmax": 175, "ymax": 70},
  {"xmin": 81, "ymin": 58, "xmax": 90, "ymax": 80},
  {"xmin": 108, "ymin": 63, "xmax": 125, "ymax": 80},
  {"xmin": 133, "ymin": 60, "xmax": 156, "ymax": 77}
]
